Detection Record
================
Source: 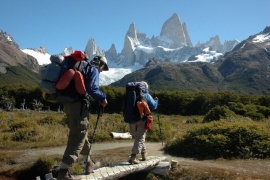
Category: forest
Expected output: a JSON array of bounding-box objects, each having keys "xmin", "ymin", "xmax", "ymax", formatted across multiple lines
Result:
[{"xmin": 1, "ymin": 84, "xmax": 270, "ymax": 121}]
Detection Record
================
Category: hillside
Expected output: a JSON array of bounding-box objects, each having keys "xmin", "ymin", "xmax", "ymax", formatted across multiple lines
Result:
[
  {"xmin": 111, "ymin": 27, "xmax": 270, "ymax": 95},
  {"xmin": 111, "ymin": 61, "xmax": 223, "ymax": 91},
  {"xmin": 0, "ymin": 30, "xmax": 40, "ymax": 86},
  {"xmin": 0, "ymin": 64, "xmax": 40, "ymax": 85}
]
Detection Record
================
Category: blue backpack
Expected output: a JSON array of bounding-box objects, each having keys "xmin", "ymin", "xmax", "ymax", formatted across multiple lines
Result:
[{"xmin": 123, "ymin": 82, "xmax": 147, "ymax": 123}]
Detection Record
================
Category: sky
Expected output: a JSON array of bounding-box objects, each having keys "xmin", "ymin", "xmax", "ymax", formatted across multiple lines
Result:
[{"xmin": 0, "ymin": 0, "xmax": 269, "ymax": 55}]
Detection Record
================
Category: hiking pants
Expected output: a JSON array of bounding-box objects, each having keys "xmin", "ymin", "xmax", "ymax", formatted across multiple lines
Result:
[
  {"xmin": 61, "ymin": 101, "xmax": 91, "ymax": 166},
  {"xmin": 130, "ymin": 120, "xmax": 146, "ymax": 155}
]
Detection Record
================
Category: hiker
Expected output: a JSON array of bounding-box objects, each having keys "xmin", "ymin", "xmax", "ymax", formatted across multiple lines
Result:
[
  {"xmin": 128, "ymin": 81, "xmax": 158, "ymax": 164},
  {"xmin": 57, "ymin": 55, "xmax": 109, "ymax": 180}
]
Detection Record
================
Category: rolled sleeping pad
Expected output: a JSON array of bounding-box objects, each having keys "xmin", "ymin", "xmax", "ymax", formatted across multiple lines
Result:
[
  {"xmin": 74, "ymin": 71, "xmax": 86, "ymax": 94},
  {"xmin": 55, "ymin": 69, "xmax": 75, "ymax": 90}
]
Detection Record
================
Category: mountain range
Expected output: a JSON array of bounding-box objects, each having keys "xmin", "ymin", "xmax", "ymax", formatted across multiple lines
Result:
[
  {"xmin": 111, "ymin": 26, "xmax": 270, "ymax": 95},
  {"xmin": 0, "ymin": 13, "xmax": 269, "ymax": 94}
]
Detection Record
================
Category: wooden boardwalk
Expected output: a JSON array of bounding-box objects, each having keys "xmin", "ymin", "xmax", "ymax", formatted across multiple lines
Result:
[{"xmin": 76, "ymin": 156, "xmax": 166, "ymax": 180}]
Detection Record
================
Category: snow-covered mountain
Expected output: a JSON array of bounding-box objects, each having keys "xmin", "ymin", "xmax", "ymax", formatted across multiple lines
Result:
[
  {"xmin": 103, "ymin": 13, "xmax": 239, "ymax": 67},
  {"xmin": 21, "ymin": 46, "xmax": 51, "ymax": 65},
  {"xmin": 21, "ymin": 47, "xmax": 141, "ymax": 86},
  {"xmin": 21, "ymin": 13, "xmax": 240, "ymax": 86}
]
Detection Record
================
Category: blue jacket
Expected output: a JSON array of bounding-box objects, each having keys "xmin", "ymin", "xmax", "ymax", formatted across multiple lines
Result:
[
  {"xmin": 83, "ymin": 64, "xmax": 106, "ymax": 101},
  {"xmin": 144, "ymin": 91, "xmax": 158, "ymax": 110}
]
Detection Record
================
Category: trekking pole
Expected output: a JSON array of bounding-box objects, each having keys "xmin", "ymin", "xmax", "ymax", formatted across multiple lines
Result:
[
  {"xmin": 156, "ymin": 106, "xmax": 163, "ymax": 146},
  {"xmin": 154, "ymin": 93, "xmax": 163, "ymax": 146},
  {"xmin": 85, "ymin": 105, "xmax": 103, "ymax": 175}
]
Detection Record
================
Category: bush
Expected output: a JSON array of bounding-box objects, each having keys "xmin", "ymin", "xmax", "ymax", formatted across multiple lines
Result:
[
  {"xmin": 9, "ymin": 120, "xmax": 36, "ymax": 132},
  {"xmin": 228, "ymin": 102, "xmax": 269, "ymax": 121},
  {"xmin": 164, "ymin": 121, "xmax": 270, "ymax": 159},
  {"xmin": 203, "ymin": 105, "xmax": 236, "ymax": 122},
  {"xmin": 16, "ymin": 156, "xmax": 55, "ymax": 180},
  {"xmin": 186, "ymin": 118, "xmax": 199, "ymax": 124},
  {"xmin": 12, "ymin": 129, "xmax": 38, "ymax": 141},
  {"xmin": 245, "ymin": 111, "xmax": 265, "ymax": 121},
  {"xmin": 147, "ymin": 116, "xmax": 175, "ymax": 142}
]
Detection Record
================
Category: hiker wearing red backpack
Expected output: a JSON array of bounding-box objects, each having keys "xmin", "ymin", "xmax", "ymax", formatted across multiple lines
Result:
[
  {"xmin": 128, "ymin": 81, "xmax": 158, "ymax": 164},
  {"xmin": 57, "ymin": 54, "xmax": 108, "ymax": 180}
]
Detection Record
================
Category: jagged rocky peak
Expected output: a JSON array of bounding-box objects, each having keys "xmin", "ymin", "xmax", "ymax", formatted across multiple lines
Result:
[
  {"xmin": 36, "ymin": 46, "xmax": 48, "ymax": 54},
  {"xmin": 105, "ymin": 44, "xmax": 118, "ymax": 64},
  {"xmin": 107, "ymin": 44, "xmax": 117, "ymax": 57},
  {"xmin": 62, "ymin": 47, "xmax": 73, "ymax": 56},
  {"xmin": 223, "ymin": 40, "xmax": 240, "ymax": 54},
  {"xmin": 195, "ymin": 36, "xmax": 238, "ymax": 54},
  {"xmin": 83, "ymin": 13, "xmax": 241, "ymax": 67},
  {"xmin": 204, "ymin": 36, "xmax": 222, "ymax": 52},
  {"xmin": 182, "ymin": 23, "xmax": 193, "ymax": 47},
  {"xmin": 85, "ymin": 38, "xmax": 105, "ymax": 60},
  {"xmin": 137, "ymin": 31, "xmax": 151, "ymax": 46},
  {"xmin": 160, "ymin": 13, "xmax": 192, "ymax": 48},
  {"xmin": 0, "ymin": 30, "xmax": 19, "ymax": 49},
  {"xmin": 262, "ymin": 26, "xmax": 270, "ymax": 34},
  {"xmin": 126, "ymin": 23, "xmax": 137, "ymax": 40}
]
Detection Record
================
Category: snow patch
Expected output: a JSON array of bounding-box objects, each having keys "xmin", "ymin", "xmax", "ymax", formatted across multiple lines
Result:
[
  {"xmin": 252, "ymin": 33, "xmax": 270, "ymax": 43},
  {"xmin": 21, "ymin": 49, "xmax": 51, "ymax": 65}
]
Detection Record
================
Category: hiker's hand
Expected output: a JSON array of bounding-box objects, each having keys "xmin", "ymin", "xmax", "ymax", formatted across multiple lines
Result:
[{"xmin": 100, "ymin": 99, "xmax": 107, "ymax": 107}]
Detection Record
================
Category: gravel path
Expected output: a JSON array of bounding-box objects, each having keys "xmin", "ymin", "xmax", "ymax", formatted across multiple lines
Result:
[{"xmin": 2, "ymin": 141, "xmax": 270, "ymax": 178}]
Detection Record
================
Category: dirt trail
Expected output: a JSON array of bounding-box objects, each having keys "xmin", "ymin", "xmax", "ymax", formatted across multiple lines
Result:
[{"xmin": 2, "ymin": 141, "xmax": 270, "ymax": 179}]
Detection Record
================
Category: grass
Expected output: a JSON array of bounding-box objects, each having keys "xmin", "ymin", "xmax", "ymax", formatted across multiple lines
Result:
[{"xmin": 1, "ymin": 110, "xmax": 270, "ymax": 179}]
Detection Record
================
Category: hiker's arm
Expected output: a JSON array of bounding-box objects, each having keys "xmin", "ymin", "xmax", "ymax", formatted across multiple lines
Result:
[
  {"xmin": 85, "ymin": 67, "xmax": 106, "ymax": 101},
  {"xmin": 145, "ymin": 93, "xmax": 158, "ymax": 110}
]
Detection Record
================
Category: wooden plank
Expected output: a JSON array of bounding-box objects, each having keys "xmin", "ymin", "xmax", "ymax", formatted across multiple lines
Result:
[
  {"xmin": 105, "ymin": 167, "xmax": 114, "ymax": 176},
  {"xmin": 78, "ymin": 156, "xmax": 166, "ymax": 180},
  {"xmin": 92, "ymin": 169, "xmax": 103, "ymax": 179}
]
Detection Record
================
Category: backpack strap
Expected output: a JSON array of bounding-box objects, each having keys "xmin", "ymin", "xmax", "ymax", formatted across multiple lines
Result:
[{"xmin": 73, "ymin": 61, "xmax": 90, "ymax": 116}]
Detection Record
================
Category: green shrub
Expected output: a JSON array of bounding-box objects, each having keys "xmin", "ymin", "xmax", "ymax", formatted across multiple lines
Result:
[
  {"xmin": 37, "ymin": 117, "xmax": 55, "ymax": 125},
  {"xmin": 87, "ymin": 113, "xmax": 130, "ymax": 142},
  {"xmin": 16, "ymin": 156, "xmax": 55, "ymax": 180},
  {"xmin": 8, "ymin": 118, "xmax": 38, "ymax": 132},
  {"xmin": 245, "ymin": 111, "xmax": 265, "ymax": 121},
  {"xmin": 89, "ymin": 130, "xmax": 112, "ymax": 142},
  {"xmin": 147, "ymin": 117, "xmax": 175, "ymax": 142},
  {"xmin": 12, "ymin": 128, "xmax": 38, "ymax": 141},
  {"xmin": 228, "ymin": 102, "xmax": 246, "ymax": 115},
  {"xmin": 186, "ymin": 118, "xmax": 199, "ymax": 124},
  {"xmin": 203, "ymin": 105, "xmax": 236, "ymax": 122},
  {"xmin": 164, "ymin": 121, "xmax": 270, "ymax": 159}
]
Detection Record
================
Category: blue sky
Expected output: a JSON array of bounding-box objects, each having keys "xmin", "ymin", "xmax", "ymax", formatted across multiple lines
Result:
[{"xmin": 0, "ymin": 0, "xmax": 269, "ymax": 54}]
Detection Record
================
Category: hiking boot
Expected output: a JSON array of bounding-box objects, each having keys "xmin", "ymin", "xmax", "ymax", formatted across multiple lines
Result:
[
  {"xmin": 57, "ymin": 168, "xmax": 81, "ymax": 180},
  {"xmin": 128, "ymin": 154, "xmax": 140, "ymax": 164},
  {"xmin": 85, "ymin": 160, "xmax": 101, "ymax": 175},
  {"xmin": 141, "ymin": 152, "xmax": 147, "ymax": 161}
]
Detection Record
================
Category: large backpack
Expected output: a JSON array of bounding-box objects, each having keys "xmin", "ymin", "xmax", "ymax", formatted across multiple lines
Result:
[
  {"xmin": 39, "ymin": 51, "xmax": 89, "ymax": 103},
  {"xmin": 39, "ymin": 55, "xmax": 64, "ymax": 102},
  {"xmin": 123, "ymin": 82, "xmax": 147, "ymax": 123}
]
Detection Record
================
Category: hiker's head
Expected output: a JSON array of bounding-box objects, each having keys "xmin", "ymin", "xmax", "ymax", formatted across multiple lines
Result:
[
  {"xmin": 142, "ymin": 81, "xmax": 149, "ymax": 90},
  {"xmin": 90, "ymin": 55, "xmax": 109, "ymax": 72}
]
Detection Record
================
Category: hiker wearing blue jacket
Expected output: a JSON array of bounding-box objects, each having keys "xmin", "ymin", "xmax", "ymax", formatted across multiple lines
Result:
[
  {"xmin": 128, "ymin": 81, "xmax": 158, "ymax": 164},
  {"xmin": 58, "ymin": 55, "xmax": 108, "ymax": 180}
]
